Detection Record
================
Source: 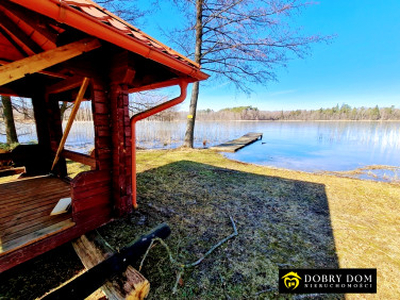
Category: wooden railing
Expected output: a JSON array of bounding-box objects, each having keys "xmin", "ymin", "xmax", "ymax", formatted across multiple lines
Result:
[{"xmin": 61, "ymin": 149, "xmax": 96, "ymax": 168}]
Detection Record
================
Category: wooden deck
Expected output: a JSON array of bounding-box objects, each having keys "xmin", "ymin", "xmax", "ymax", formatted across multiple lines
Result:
[
  {"xmin": 210, "ymin": 132, "xmax": 263, "ymax": 152},
  {"xmin": 0, "ymin": 176, "xmax": 75, "ymax": 255}
]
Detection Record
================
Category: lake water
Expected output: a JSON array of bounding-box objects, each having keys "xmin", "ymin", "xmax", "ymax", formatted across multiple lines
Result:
[{"xmin": 2, "ymin": 120, "xmax": 399, "ymax": 181}]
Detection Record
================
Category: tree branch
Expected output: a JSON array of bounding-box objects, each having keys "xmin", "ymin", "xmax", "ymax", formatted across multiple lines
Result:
[{"xmin": 139, "ymin": 216, "xmax": 238, "ymax": 294}]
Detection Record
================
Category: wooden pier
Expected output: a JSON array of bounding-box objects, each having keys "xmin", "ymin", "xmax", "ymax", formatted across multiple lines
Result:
[{"xmin": 210, "ymin": 132, "xmax": 263, "ymax": 152}]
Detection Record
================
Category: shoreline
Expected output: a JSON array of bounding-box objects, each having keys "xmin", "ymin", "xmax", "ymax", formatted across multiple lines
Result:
[{"xmin": 3, "ymin": 118, "xmax": 400, "ymax": 124}]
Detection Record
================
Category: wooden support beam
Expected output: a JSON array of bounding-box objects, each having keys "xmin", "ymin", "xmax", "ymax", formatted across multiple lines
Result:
[
  {"xmin": 0, "ymin": 2, "xmax": 58, "ymax": 44},
  {"xmin": 0, "ymin": 86, "xmax": 20, "ymax": 97},
  {"xmin": 0, "ymin": 26, "xmax": 28, "ymax": 57},
  {"xmin": 46, "ymin": 76, "xmax": 84, "ymax": 95},
  {"xmin": 0, "ymin": 38, "xmax": 101, "ymax": 86},
  {"xmin": 0, "ymin": 59, "xmax": 69, "ymax": 80},
  {"xmin": 0, "ymin": 10, "xmax": 43, "ymax": 54},
  {"xmin": 129, "ymin": 78, "xmax": 182, "ymax": 93},
  {"xmin": 51, "ymin": 77, "xmax": 90, "ymax": 171}
]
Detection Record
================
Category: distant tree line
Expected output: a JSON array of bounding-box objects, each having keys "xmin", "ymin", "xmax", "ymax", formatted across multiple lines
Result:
[
  {"xmin": 177, "ymin": 104, "xmax": 400, "ymax": 121},
  {"xmin": 1, "ymin": 98, "xmax": 399, "ymax": 140},
  {"xmin": 0, "ymin": 94, "xmax": 179, "ymax": 124}
]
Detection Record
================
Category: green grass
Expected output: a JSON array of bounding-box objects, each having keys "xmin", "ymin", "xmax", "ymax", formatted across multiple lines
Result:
[
  {"xmin": 1, "ymin": 148, "xmax": 399, "ymax": 299},
  {"xmin": 0, "ymin": 142, "xmax": 19, "ymax": 151}
]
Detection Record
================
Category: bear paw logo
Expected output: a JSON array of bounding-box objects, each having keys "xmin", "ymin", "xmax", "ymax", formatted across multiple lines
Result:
[{"xmin": 282, "ymin": 272, "xmax": 302, "ymax": 290}]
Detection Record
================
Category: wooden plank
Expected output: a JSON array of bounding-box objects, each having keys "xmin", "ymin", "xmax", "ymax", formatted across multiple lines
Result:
[
  {"xmin": 0, "ymin": 178, "xmax": 69, "ymax": 201},
  {"xmin": 0, "ymin": 10, "xmax": 43, "ymax": 54},
  {"xmin": 4, "ymin": 213, "xmax": 71, "ymax": 242},
  {"xmin": 0, "ymin": 38, "xmax": 100, "ymax": 86},
  {"xmin": 72, "ymin": 231, "xmax": 150, "ymax": 300},
  {"xmin": 46, "ymin": 76, "xmax": 84, "ymax": 95},
  {"xmin": 71, "ymin": 204, "xmax": 111, "ymax": 224},
  {"xmin": 210, "ymin": 132, "xmax": 263, "ymax": 153},
  {"xmin": 0, "ymin": 187, "xmax": 70, "ymax": 218},
  {"xmin": 0, "ymin": 184, "xmax": 68, "ymax": 206},
  {"xmin": 0, "ymin": 176, "xmax": 72, "ymax": 248},
  {"xmin": 71, "ymin": 181, "xmax": 111, "ymax": 200},
  {"xmin": 0, "ymin": 192, "xmax": 70, "ymax": 217},
  {"xmin": 71, "ymin": 170, "xmax": 112, "ymax": 187},
  {"xmin": 1, "ymin": 200, "xmax": 70, "ymax": 228},
  {"xmin": 0, "ymin": 219, "xmax": 75, "ymax": 255},
  {"xmin": 0, "ymin": 182, "xmax": 70, "ymax": 207},
  {"xmin": 0, "ymin": 210, "xmax": 111, "ymax": 272},
  {"xmin": 44, "ymin": 225, "xmax": 170, "ymax": 299},
  {"xmin": 61, "ymin": 149, "xmax": 96, "ymax": 168},
  {"xmin": 73, "ymin": 192, "xmax": 110, "ymax": 212},
  {"xmin": 51, "ymin": 77, "xmax": 90, "ymax": 171},
  {"xmin": 0, "ymin": 177, "xmax": 69, "ymax": 206},
  {"xmin": 0, "ymin": 1, "xmax": 58, "ymax": 44},
  {"xmin": 0, "ymin": 167, "xmax": 25, "ymax": 177}
]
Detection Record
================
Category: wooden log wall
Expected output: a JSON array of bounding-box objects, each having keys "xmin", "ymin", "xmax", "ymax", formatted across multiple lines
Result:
[
  {"xmin": 108, "ymin": 52, "xmax": 134, "ymax": 217},
  {"xmin": 69, "ymin": 77, "xmax": 113, "ymax": 221},
  {"xmin": 110, "ymin": 82, "xmax": 132, "ymax": 217},
  {"xmin": 91, "ymin": 77, "xmax": 113, "ymax": 171},
  {"xmin": 71, "ymin": 170, "xmax": 112, "ymax": 223}
]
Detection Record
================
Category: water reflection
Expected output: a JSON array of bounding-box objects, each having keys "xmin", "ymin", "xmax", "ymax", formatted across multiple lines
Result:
[{"xmin": 1, "ymin": 120, "xmax": 399, "ymax": 179}]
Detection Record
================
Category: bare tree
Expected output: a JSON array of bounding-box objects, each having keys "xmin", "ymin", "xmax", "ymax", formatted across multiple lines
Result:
[
  {"xmin": 1, "ymin": 96, "xmax": 18, "ymax": 145},
  {"xmin": 60, "ymin": 102, "xmax": 74, "ymax": 121},
  {"xmin": 129, "ymin": 91, "xmax": 179, "ymax": 121},
  {"xmin": 11, "ymin": 97, "xmax": 34, "ymax": 120},
  {"xmin": 160, "ymin": 0, "xmax": 330, "ymax": 147},
  {"xmin": 97, "ymin": 0, "xmax": 149, "ymax": 24}
]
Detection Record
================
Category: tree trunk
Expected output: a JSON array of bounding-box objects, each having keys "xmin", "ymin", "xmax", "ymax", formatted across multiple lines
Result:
[
  {"xmin": 183, "ymin": 82, "xmax": 200, "ymax": 147},
  {"xmin": 183, "ymin": 0, "xmax": 203, "ymax": 148},
  {"xmin": 1, "ymin": 96, "xmax": 18, "ymax": 145}
]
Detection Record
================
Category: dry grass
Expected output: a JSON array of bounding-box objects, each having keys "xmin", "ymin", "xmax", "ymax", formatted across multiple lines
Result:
[
  {"xmin": 130, "ymin": 149, "xmax": 400, "ymax": 299},
  {"xmin": 0, "ymin": 149, "xmax": 399, "ymax": 299}
]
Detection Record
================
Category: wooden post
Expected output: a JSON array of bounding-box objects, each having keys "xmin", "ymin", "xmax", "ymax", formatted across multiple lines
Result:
[
  {"xmin": 109, "ymin": 52, "xmax": 134, "ymax": 217},
  {"xmin": 51, "ymin": 77, "xmax": 90, "ymax": 171}
]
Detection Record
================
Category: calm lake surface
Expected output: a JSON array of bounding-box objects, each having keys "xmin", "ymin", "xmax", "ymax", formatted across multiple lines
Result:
[{"xmin": 2, "ymin": 120, "xmax": 400, "ymax": 179}]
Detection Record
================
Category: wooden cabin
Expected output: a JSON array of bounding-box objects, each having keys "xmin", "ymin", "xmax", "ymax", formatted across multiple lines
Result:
[{"xmin": 0, "ymin": 0, "xmax": 208, "ymax": 272}]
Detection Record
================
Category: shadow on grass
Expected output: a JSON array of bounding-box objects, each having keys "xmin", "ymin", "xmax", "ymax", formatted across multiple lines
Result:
[
  {"xmin": 120, "ymin": 160, "xmax": 342, "ymax": 299},
  {"xmin": 0, "ymin": 160, "xmax": 343, "ymax": 299}
]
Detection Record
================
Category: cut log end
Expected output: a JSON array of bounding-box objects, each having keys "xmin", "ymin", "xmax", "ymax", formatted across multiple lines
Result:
[
  {"xmin": 72, "ymin": 232, "xmax": 150, "ymax": 300},
  {"xmin": 124, "ymin": 267, "xmax": 150, "ymax": 299}
]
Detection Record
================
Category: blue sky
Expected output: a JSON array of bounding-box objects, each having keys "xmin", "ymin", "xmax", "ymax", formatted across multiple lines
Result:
[{"xmin": 137, "ymin": 0, "xmax": 400, "ymax": 111}]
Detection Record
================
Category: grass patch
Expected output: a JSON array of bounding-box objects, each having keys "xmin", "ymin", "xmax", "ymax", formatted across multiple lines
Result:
[
  {"xmin": 0, "ymin": 142, "xmax": 19, "ymax": 151},
  {"xmin": 66, "ymin": 159, "xmax": 91, "ymax": 179},
  {"xmin": 1, "ymin": 149, "xmax": 399, "ymax": 299}
]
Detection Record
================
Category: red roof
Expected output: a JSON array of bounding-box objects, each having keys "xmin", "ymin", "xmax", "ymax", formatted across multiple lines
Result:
[{"xmin": 6, "ymin": 0, "xmax": 208, "ymax": 82}]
